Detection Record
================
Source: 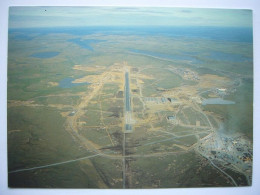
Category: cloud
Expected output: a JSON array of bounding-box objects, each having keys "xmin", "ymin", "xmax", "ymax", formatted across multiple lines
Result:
[{"xmin": 8, "ymin": 7, "xmax": 253, "ymax": 29}]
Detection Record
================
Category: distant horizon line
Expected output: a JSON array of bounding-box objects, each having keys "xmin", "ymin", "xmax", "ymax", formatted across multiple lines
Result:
[{"xmin": 8, "ymin": 25, "xmax": 253, "ymax": 30}]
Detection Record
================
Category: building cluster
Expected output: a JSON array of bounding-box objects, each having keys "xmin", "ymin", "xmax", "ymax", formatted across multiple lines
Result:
[
  {"xmin": 214, "ymin": 88, "xmax": 228, "ymax": 97},
  {"xmin": 214, "ymin": 87, "xmax": 236, "ymax": 98},
  {"xmin": 175, "ymin": 68, "xmax": 199, "ymax": 81},
  {"xmin": 68, "ymin": 110, "xmax": 77, "ymax": 116},
  {"xmin": 166, "ymin": 115, "xmax": 178, "ymax": 125},
  {"xmin": 197, "ymin": 133, "xmax": 252, "ymax": 176}
]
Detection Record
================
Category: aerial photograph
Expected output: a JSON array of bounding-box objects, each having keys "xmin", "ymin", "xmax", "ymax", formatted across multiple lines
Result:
[{"xmin": 7, "ymin": 7, "xmax": 253, "ymax": 188}]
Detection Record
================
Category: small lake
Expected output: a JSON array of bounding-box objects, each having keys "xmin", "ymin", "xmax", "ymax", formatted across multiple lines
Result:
[
  {"xmin": 202, "ymin": 98, "xmax": 235, "ymax": 105},
  {"xmin": 129, "ymin": 49, "xmax": 201, "ymax": 64},
  {"xmin": 68, "ymin": 38, "xmax": 105, "ymax": 51},
  {"xmin": 30, "ymin": 52, "xmax": 60, "ymax": 59},
  {"xmin": 59, "ymin": 78, "xmax": 90, "ymax": 88}
]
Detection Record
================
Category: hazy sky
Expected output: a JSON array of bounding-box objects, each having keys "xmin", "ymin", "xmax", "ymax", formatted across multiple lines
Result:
[{"xmin": 9, "ymin": 7, "xmax": 252, "ymax": 28}]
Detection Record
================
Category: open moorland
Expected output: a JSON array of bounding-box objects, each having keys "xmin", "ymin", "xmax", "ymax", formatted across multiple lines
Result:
[{"xmin": 8, "ymin": 26, "xmax": 253, "ymax": 188}]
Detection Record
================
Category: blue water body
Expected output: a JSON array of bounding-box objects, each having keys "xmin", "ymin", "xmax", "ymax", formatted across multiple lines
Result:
[
  {"xmin": 59, "ymin": 78, "xmax": 90, "ymax": 88},
  {"xmin": 130, "ymin": 49, "xmax": 252, "ymax": 64},
  {"xmin": 68, "ymin": 38, "xmax": 105, "ymax": 51},
  {"xmin": 30, "ymin": 52, "xmax": 60, "ymax": 59},
  {"xmin": 9, "ymin": 26, "xmax": 253, "ymax": 43},
  {"xmin": 130, "ymin": 49, "xmax": 201, "ymax": 64},
  {"xmin": 207, "ymin": 51, "xmax": 252, "ymax": 62},
  {"xmin": 202, "ymin": 98, "xmax": 235, "ymax": 105},
  {"xmin": 11, "ymin": 33, "xmax": 34, "ymax": 41}
]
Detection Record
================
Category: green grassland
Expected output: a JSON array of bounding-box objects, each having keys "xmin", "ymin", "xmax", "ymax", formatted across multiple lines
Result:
[
  {"xmin": 203, "ymin": 78, "xmax": 253, "ymax": 139},
  {"xmin": 8, "ymin": 28, "xmax": 253, "ymax": 188},
  {"xmin": 130, "ymin": 152, "xmax": 232, "ymax": 188},
  {"xmin": 7, "ymin": 106, "xmax": 104, "ymax": 187},
  {"xmin": 79, "ymin": 110, "xmax": 101, "ymax": 126},
  {"xmin": 9, "ymin": 160, "xmax": 104, "ymax": 188},
  {"xmin": 8, "ymin": 106, "xmax": 86, "ymax": 168},
  {"xmin": 143, "ymin": 68, "xmax": 183, "ymax": 89},
  {"xmin": 91, "ymin": 156, "xmax": 123, "ymax": 188},
  {"xmin": 182, "ymin": 107, "xmax": 209, "ymax": 126},
  {"xmin": 33, "ymin": 95, "xmax": 81, "ymax": 106},
  {"xmin": 132, "ymin": 97, "xmax": 143, "ymax": 113},
  {"xmin": 79, "ymin": 127, "xmax": 112, "ymax": 147}
]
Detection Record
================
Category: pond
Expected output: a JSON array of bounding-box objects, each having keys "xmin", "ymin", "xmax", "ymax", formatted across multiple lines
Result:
[
  {"xmin": 202, "ymin": 98, "xmax": 235, "ymax": 105},
  {"xmin": 59, "ymin": 78, "xmax": 90, "ymax": 88}
]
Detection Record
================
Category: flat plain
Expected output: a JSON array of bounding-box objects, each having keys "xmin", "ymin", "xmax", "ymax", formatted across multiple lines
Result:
[{"xmin": 8, "ymin": 24, "xmax": 253, "ymax": 188}]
